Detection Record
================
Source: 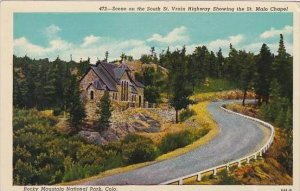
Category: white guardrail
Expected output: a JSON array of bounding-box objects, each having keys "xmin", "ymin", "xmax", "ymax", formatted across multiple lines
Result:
[{"xmin": 160, "ymin": 106, "xmax": 275, "ymax": 185}]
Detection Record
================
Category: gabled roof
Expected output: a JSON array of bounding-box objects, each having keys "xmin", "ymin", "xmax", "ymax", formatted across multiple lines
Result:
[
  {"xmin": 132, "ymin": 80, "xmax": 145, "ymax": 88},
  {"xmin": 113, "ymin": 68, "xmax": 126, "ymax": 81},
  {"xmin": 91, "ymin": 64, "xmax": 117, "ymax": 91},
  {"xmin": 83, "ymin": 61, "xmax": 144, "ymax": 92}
]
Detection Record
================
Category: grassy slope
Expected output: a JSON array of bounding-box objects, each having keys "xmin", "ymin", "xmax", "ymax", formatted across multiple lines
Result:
[
  {"xmin": 185, "ymin": 103, "xmax": 292, "ymax": 185},
  {"xmin": 195, "ymin": 78, "xmax": 238, "ymax": 93}
]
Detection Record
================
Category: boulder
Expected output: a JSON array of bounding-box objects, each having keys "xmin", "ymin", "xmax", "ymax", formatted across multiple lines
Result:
[{"xmin": 78, "ymin": 131, "xmax": 105, "ymax": 145}]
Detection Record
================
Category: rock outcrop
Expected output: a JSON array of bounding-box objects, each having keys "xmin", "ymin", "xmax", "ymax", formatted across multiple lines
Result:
[{"xmin": 79, "ymin": 109, "xmax": 175, "ymax": 145}]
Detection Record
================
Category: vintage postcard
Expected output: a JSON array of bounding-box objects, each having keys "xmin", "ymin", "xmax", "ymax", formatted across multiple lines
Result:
[{"xmin": 0, "ymin": 1, "xmax": 299, "ymax": 191}]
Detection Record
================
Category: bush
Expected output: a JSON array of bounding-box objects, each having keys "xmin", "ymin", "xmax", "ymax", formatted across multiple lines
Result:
[
  {"xmin": 217, "ymin": 170, "xmax": 240, "ymax": 185},
  {"xmin": 53, "ymin": 107, "xmax": 62, "ymax": 116},
  {"xmin": 159, "ymin": 128, "xmax": 209, "ymax": 153},
  {"xmin": 122, "ymin": 134, "xmax": 159, "ymax": 164},
  {"xmin": 159, "ymin": 131, "xmax": 194, "ymax": 153},
  {"xmin": 62, "ymin": 164, "xmax": 103, "ymax": 182},
  {"xmin": 179, "ymin": 109, "xmax": 196, "ymax": 122},
  {"xmin": 13, "ymin": 109, "xmax": 107, "ymax": 185}
]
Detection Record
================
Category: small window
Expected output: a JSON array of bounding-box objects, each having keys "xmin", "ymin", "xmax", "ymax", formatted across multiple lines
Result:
[{"xmin": 90, "ymin": 90, "xmax": 94, "ymax": 100}]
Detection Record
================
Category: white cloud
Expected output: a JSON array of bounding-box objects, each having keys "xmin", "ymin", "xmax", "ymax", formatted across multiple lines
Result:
[
  {"xmin": 207, "ymin": 34, "xmax": 244, "ymax": 51},
  {"xmin": 260, "ymin": 25, "xmax": 293, "ymax": 39},
  {"xmin": 242, "ymin": 41, "xmax": 292, "ymax": 55},
  {"xmin": 44, "ymin": 24, "xmax": 61, "ymax": 38},
  {"xmin": 14, "ymin": 35, "xmax": 150, "ymax": 63},
  {"xmin": 81, "ymin": 35, "xmax": 101, "ymax": 47},
  {"xmin": 147, "ymin": 26, "xmax": 189, "ymax": 44},
  {"xmin": 14, "ymin": 37, "xmax": 73, "ymax": 59}
]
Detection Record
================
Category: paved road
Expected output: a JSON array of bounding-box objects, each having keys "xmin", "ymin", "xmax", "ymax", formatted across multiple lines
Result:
[{"xmin": 82, "ymin": 100, "xmax": 270, "ymax": 185}]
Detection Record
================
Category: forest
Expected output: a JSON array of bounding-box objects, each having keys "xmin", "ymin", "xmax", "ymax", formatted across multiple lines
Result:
[{"xmin": 13, "ymin": 34, "xmax": 293, "ymax": 184}]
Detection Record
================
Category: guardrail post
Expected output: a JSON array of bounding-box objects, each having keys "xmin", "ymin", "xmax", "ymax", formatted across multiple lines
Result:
[
  {"xmin": 197, "ymin": 173, "xmax": 202, "ymax": 181},
  {"xmin": 213, "ymin": 168, "xmax": 217, "ymax": 176},
  {"xmin": 246, "ymin": 157, "xmax": 250, "ymax": 164},
  {"xmin": 254, "ymin": 154, "xmax": 257, "ymax": 160},
  {"xmin": 259, "ymin": 150, "xmax": 263, "ymax": 157},
  {"xmin": 238, "ymin": 160, "xmax": 241, "ymax": 167},
  {"xmin": 178, "ymin": 179, "xmax": 183, "ymax": 185}
]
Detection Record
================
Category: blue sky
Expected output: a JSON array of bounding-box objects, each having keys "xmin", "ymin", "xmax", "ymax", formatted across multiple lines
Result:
[{"xmin": 14, "ymin": 13, "xmax": 293, "ymax": 62}]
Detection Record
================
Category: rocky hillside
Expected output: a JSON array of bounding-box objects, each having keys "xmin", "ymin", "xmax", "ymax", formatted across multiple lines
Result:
[{"xmin": 78, "ymin": 107, "xmax": 175, "ymax": 145}]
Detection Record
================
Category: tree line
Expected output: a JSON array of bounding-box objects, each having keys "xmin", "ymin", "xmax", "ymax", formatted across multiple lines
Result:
[
  {"xmin": 13, "ymin": 56, "xmax": 90, "ymax": 110},
  {"xmin": 137, "ymin": 35, "xmax": 292, "ymax": 125}
]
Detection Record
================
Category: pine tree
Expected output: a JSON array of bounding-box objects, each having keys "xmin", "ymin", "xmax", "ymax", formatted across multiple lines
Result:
[
  {"xmin": 226, "ymin": 44, "xmax": 239, "ymax": 80},
  {"xmin": 168, "ymin": 47, "xmax": 193, "ymax": 123},
  {"xmin": 69, "ymin": 77, "xmax": 86, "ymax": 131},
  {"xmin": 105, "ymin": 51, "xmax": 109, "ymax": 62},
  {"xmin": 272, "ymin": 34, "xmax": 292, "ymax": 101},
  {"xmin": 209, "ymin": 51, "xmax": 217, "ymax": 77},
  {"xmin": 216, "ymin": 48, "xmax": 225, "ymax": 78},
  {"xmin": 97, "ymin": 91, "xmax": 112, "ymax": 132},
  {"xmin": 253, "ymin": 43, "xmax": 273, "ymax": 104},
  {"xmin": 238, "ymin": 51, "xmax": 255, "ymax": 105}
]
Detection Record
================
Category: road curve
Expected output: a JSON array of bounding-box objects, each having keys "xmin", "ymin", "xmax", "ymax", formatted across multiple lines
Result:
[{"xmin": 82, "ymin": 100, "xmax": 271, "ymax": 185}]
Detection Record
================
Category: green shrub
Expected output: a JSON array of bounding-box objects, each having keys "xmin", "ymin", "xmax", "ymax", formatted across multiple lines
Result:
[
  {"xmin": 179, "ymin": 109, "xmax": 196, "ymax": 122},
  {"xmin": 159, "ymin": 131, "xmax": 194, "ymax": 153},
  {"xmin": 122, "ymin": 134, "xmax": 145, "ymax": 144},
  {"xmin": 217, "ymin": 169, "xmax": 240, "ymax": 185},
  {"xmin": 159, "ymin": 128, "xmax": 209, "ymax": 153},
  {"xmin": 122, "ymin": 134, "xmax": 159, "ymax": 164},
  {"xmin": 53, "ymin": 107, "xmax": 62, "ymax": 116},
  {"xmin": 76, "ymin": 145, "xmax": 104, "ymax": 165},
  {"xmin": 62, "ymin": 164, "xmax": 103, "ymax": 182},
  {"xmin": 13, "ymin": 109, "xmax": 107, "ymax": 185}
]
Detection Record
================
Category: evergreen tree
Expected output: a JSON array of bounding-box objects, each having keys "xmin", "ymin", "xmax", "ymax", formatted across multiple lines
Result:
[
  {"xmin": 272, "ymin": 34, "xmax": 292, "ymax": 101},
  {"xmin": 226, "ymin": 44, "xmax": 240, "ymax": 80},
  {"xmin": 253, "ymin": 43, "xmax": 273, "ymax": 104},
  {"xmin": 208, "ymin": 51, "xmax": 217, "ymax": 77},
  {"xmin": 97, "ymin": 91, "xmax": 112, "ymax": 132},
  {"xmin": 188, "ymin": 46, "xmax": 208, "ymax": 90},
  {"xmin": 186, "ymin": 55, "xmax": 198, "ymax": 91},
  {"xmin": 105, "ymin": 51, "xmax": 109, "ymax": 62},
  {"xmin": 168, "ymin": 47, "xmax": 193, "ymax": 123},
  {"xmin": 69, "ymin": 77, "xmax": 86, "ymax": 131},
  {"xmin": 238, "ymin": 51, "xmax": 255, "ymax": 105},
  {"xmin": 216, "ymin": 48, "xmax": 225, "ymax": 78}
]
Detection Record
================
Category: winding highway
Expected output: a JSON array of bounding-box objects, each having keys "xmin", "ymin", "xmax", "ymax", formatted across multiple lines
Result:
[{"xmin": 82, "ymin": 100, "xmax": 271, "ymax": 185}]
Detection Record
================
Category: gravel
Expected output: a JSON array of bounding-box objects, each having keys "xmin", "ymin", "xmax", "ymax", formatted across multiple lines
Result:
[{"xmin": 81, "ymin": 100, "xmax": 270, "ymax": 185}]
